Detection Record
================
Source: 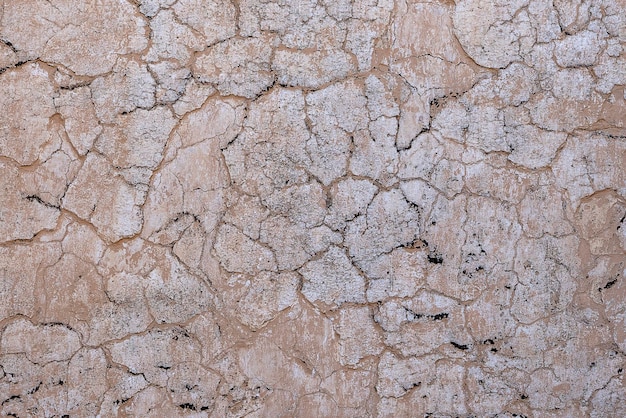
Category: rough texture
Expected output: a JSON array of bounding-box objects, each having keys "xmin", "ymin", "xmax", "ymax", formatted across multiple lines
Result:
[{"xmin": 1, "ymin": 0, "xmax": 625, "ymax": 417}]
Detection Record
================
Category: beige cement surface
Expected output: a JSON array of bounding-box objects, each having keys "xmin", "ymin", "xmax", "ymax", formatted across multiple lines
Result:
[{"xmin": 0, "ymin": 0, "xmax": 625, "ymax": 416}]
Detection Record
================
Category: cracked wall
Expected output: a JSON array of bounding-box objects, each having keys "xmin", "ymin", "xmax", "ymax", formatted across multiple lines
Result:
[{"xmin": 0, "ymin": 0, "xmax": 625, "ymax": 416}]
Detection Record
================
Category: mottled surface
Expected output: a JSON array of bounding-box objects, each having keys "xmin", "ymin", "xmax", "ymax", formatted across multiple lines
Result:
[{"xmin": 1, "ymin": 0, "xmax": 625, "ymax": 416}]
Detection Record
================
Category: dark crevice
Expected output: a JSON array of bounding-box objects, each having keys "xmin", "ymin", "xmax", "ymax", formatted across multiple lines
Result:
[{"xmin": 450, "ymin": 341, "xmax": 469, "ymax": 350}]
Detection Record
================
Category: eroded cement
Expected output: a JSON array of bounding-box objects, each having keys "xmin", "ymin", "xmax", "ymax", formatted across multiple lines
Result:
[{"xmin": 0, "ymin": 0, "xmax": 625, "ymax": 416}]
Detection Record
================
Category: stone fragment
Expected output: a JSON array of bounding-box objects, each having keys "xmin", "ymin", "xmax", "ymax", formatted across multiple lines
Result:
[
  {"xmin": 591, "ymin": 378, "xmax": 626, "ymax": 418},
  {"xmin": 214, "ymin": 224, "xmax": 277, "ymax": 274},
  {"xmin": 86, "ymin": 272, "xmax": 152, "ymax": 345},
  {"xmin": 194, "ymin": 34, "xmax": 276, "ymax": 98},
  {"xmin": 260, "ymin": 215, "xmax": 341, "ymax": 271},
  {"xmin": 0, "ymin": 243, "xmax": 61, "ymax": 318},
  {"xmin": 66, "ymin": 348, "xmax": 108, "ymax": 416},
  {"xmin": 376, "ymin": 357, "xmax": 467, "ymax": 417},
  {"xmin": 144, "ymin": 255, "xmax": 213, "ymax": 324},
  {"xmin": 108, "ymin": 328, "xmax": 202, "ymax": 387},
  {"xmin": 345, "ymin": 189, "xmax": 420, "ymax": 263},
  {"xmin": 0, "ymin": 353, "xmax": 69, "ymax": 417},
  {"xmin": 506, "ymin": 125, "xmax": 567, "ymax": 169},
  {"xmin": 0, "ymin": 318, "xmax": 81, "ymax": 363},
  {"xmin": 55, "ymin": 86, "xmax": 102, "ymax": 155},
  {"xmin": 519, "ymin": 184, "xmax": 574, "ymax": 238},
  {"xmin": 393, "ymin": 2, "xmax": 464, "ymax": 63},
  {"xmin": 374, "ymin": 291, "xmax": 467, "ymax": 356},
  {"xmin": 262, "ymin": 182, "xmax": 327, "ymax": 228},
  {"xmin": 0, "ymin": 42, "xmax": 18, "ymax": 68},
  {"xmin": 63, "ymin": 154, "xmax": 146, "ymax": 242},
  {"xmin": 453, "ymin": 0, "xmax": 527, "ymax": 68},
  {"xmin": 149, "ymin": 61, "xmax": 191, "ymax": 104},
  {"xmin": 172, "ymin": 0, "xmax": 237, "ymax": 46},
  {"xmin": 376, "ymin": 351, "xmax": 441, "ymax": 398},
  {"xmin": 0, "ymin": 161, "xmax": 61, "ymax": 243},
  {"xmin": 138, "ymin": 0, "xmax": 177, "ymax": 18},
  {"xmin": 465, "ymin": 161, "xmax": 534, "ymax": 203},
  {"xmin": 223, "ymin": 88, "xmax": 311, "ymax": 197},
  {"xmin": 574, "ymin": 190, "xmax": 626, "ymax": 255},
  {"xmin": 529, "ymin": 77, "xmax": 603, "ymax": 132},
  {"xmin": 466, "ymin": 366, "xmax": 518, "ymax": 414},
  {"xmin": 398, "ymin": 132, "xmax": 444, "ymax": 180},
  {"xmin": 273, "ymin": 49, "xmax": 356, "ymax": 89},
  {"xmin": 62, "ymin": 222, "xmax": 106, "ymax": 265},
  {"xmin": 325, "ymin": 178, "xmax": 378, "ymax": 231},
  {"xmin": 555, "ymin": 30, "xmax": 604, "ymax": 67},
  {"xmin": 0, "ymin": 63, "xmax": 59, "ymax": 165},
  {"xmin": 239, "ymin": 0, "xmax": 345, "ymax": 50},
  {"xmin": 98, "ymin": 368, "xmax": 149, "ymax": 417},
  {"xmin": 1, "ymin": 0, "xmax": 147, "ymax": 75},
  {"xmin": 305, "ymin": 80, "xmax": 368, "ymax": 184},
  {"xmin": 223, "ymin": 195, "xmax": 269, "ymax": 241},
  {"xmin": 320, "ymin": 365, "xmax": 376, "ymax": 414},
  {"xmin": 511, "ymin": 236, "xmax": 580, "ymax": 323},
  {"xmin": 222, "ymin": 271, "xmax": 299, "ymax": 330},
  {"xmin": 237, "ymin": 336, "xmax": 320, "ymax": 394},
  {"xmin": 349, "ymin": 117, "xmax": 399, "ymax": 186},
  {"xmin": 143, "ymin": 9, "xmax": 204, "ymax": 64},
  {"xmin": 299, "ymin": 246, "xmax": 366, "ymax": 308},
  {"xmin": 335, "ymin": 306, "xmax": 383, "ymax": 366},
  {"xmin": 364, "ymin": 248, "xmax": 428, "ymax": 302},
  {"xmin": 95, "ymin": 106, "xmax": 177, "ymax": 171},
  {"xmin": 91, "ymin": 58, "xmax": 156, "ymax": 123},
  {"xmin": 552, "ymin": 132, "xmax": 626, "ymax": 204}
]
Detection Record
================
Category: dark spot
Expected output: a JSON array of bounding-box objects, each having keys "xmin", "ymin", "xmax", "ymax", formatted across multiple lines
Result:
[
  {"xmin": 427, "ymin": 253, "xmax": 443, "ymax": 264},
  {"xmin": 604, "ymin": 278, "xmax": 618, "ymax": 289},
  {"xmin": 402, "ymin": 381, "xmax": 421, "ymax": 391},
  {"xmin": 490, "ymin": 348, "xmax": 498, "ymax": 353},
  {"xmin": 2, "ymin": 40, "xmax": 17, "ymax": 52},
  {"xmin": 403, "ymin": 307, "xmax": 423, "ymax": 321},
  {"xmin": 450, "ymin": 341, "xmax": 469, "ymax": 350},
  {"xmin": 157, "ymin": 365, "xmax": 171, "ymax": 370},
  {"xmin": 200, "ymin": 406, "xmax": 209, "ymax": 411},
  {"xmin": 483, "ymin": 339, "xmax": 495, "ymax": 345},
  {"xmin": 430, "ymin": 312, "xmax": 448, "ymax": 321},
  {"xmin": 521, "ymin": 394, "xmax": 528, "ymax": 399},
  {"xmin": 28, "ymin": 382, "xmax": 42, "ymax": 394},
  {"xmin": 2, "ymin": 395, "xmax": 21, "ymax": 405},
  {"xmin": 179, "ymin": 403, "xmax": 197, "ymax": 411},
  {"xmin": 25, "ymin": 195, "xmax": 60, "ymax": 209},
  {"xmin": 618, "ymin": 368, "xmax": 623, "ymax": 374}
]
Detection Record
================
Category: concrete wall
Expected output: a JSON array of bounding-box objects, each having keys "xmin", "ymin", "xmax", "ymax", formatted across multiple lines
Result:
[{"xmin": 0, "ymin": 0, "xmax": 625, "ymax": 416}]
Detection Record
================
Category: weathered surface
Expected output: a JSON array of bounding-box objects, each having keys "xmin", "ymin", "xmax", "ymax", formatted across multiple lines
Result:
[{"xmin": 1, "ymin": 0, "xmax": 625, "ymax": 416}]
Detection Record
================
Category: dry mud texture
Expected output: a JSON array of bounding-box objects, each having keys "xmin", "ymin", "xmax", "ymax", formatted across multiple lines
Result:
[{"xmin": 0, "ymin": 0, "xmax": 625, "ymax": 417}]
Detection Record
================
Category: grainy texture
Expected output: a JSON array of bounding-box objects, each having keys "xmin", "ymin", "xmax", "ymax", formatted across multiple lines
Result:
[{"xmin": 1, "ymin": 0, "xmax": 625, "ymax": 416}]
